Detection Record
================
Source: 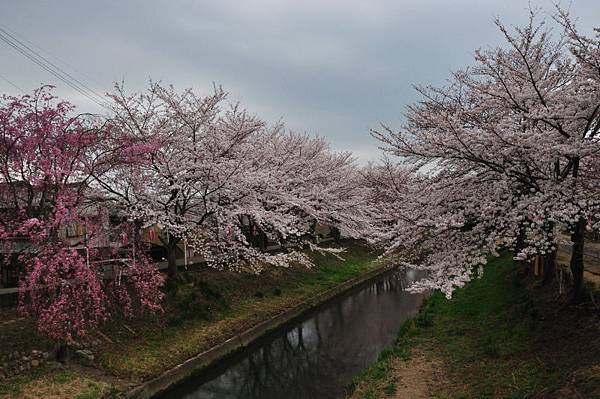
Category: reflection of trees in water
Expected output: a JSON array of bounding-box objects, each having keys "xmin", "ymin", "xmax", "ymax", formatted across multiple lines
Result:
[
  {"xmin": 200, "ymin": 321, "xmax": 339, "ymax": 399},
  {"xmin": 183, "ymin": 272, "xmax": 425, "ymax": 399}
]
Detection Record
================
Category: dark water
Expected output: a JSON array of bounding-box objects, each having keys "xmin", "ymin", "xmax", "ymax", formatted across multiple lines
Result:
[{"xmin": 159, "ymin": 269, "xmax": 425, "ymax": 399}]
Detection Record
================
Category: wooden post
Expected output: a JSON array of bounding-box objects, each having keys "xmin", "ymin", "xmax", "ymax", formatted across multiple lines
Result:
[{"xmin": 184, "ymin": 239, "xmax": 188, "ymax": 270}]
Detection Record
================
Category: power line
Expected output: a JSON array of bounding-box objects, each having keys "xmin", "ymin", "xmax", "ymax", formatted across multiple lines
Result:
[
  {"xmin": 1, "ymin": 25, "xmax": 106, "ymax": 90},
  {"xmin": 0, "ymin": 27, "xmax": 108, "ymax": 104},
  {"xmin": 0, "ymin": 27, "xmax": 111, "ymax": 111},
  {"xmin": 0, "ymin": 27, "xmax": 107, "ymax": 103},
  {"xmin": 0, "ymin": 28, "xmax": 108, "ymax": 108},
  {"xmin": 0, "ymin": 30, "xmax": 107, "ymax": 108}
]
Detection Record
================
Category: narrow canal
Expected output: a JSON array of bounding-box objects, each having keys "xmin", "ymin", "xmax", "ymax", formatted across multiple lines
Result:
[{"xmin": 159, "ymin": 269, "xmax": 426, "ymax": 399}]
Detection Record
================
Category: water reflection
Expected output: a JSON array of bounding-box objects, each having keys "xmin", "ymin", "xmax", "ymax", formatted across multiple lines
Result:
[{"xmin": 160, "ymin": 269, "xmax": 425, "ymax": 399}]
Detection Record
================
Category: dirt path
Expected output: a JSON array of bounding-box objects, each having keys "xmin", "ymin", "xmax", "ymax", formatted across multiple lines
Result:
[
  {"xmin": 389, "ymin": 349, "xmax": 448, "ymax": 399},
  {"xmin": 349, "ymin": 347, "xmax": 451, "ymax": 399}
]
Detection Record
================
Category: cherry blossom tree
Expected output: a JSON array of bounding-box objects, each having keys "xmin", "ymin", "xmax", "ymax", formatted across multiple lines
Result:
[
  {"xmin": 246, "ymin": 126, "xmax": 374, "ymax": 248},
  {"xmin": 97, "ymin": 82, "xmax": 264, "ymax": 277},
  {"xmin": 362, "ymin": 161, "xmax": 511, "ymax": 297},
  {"xmin": 370, "ymin": 9, "xmax": 600, "ymax": 300},
  {"xmin": 0, "ymin": 87, "xmax": 164, "ymax": 344},
  {"xmin": 99, "ymin": 82, "xmax": 373, "ymax": 277}
]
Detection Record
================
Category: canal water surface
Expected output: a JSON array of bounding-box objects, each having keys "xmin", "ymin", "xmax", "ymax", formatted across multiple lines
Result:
[{"xmin": 159, "ymin": 269, "xmax": 426, "ymax": 399}]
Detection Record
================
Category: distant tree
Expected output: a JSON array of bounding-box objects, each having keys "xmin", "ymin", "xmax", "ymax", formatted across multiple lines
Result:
[
  {"xmin": 248, "ymin": 127, "xmax": 374, "ymax": 249},
  {"xmin": 362, "ymin": 160, "xmax": 509, "ymax": 296}
]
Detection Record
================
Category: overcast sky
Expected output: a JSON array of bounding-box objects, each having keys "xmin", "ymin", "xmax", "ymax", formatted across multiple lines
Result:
[{"xmin": 0, "ymin": 1, "xmax": 598, "ymax": 163}]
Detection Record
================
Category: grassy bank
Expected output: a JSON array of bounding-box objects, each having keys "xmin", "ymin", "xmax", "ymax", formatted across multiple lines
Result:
[
  {"xmin": 350, "ymin": 256, "xmax": 600, "ymax": 399},
  {"xmin": 0, "ymin": 241, "xmax": 379, "ymax": 398}
]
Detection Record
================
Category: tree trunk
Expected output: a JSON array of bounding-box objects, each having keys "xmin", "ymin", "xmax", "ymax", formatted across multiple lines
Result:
[
  {"xmin": 332, "ymin": 226, "xmax": 341, "ymax": 242},
  {"xmin": 166, "ymin": 241, "xmax": 179, "ymax": 279},
  {"xmin": 55, "ymin": 343, "xmax": 71, "ymax": 363},
  {"xmin": 570, "ymin": 217, "xmax": 586, "ymax": 303},
  {"xmin": 514, "ymin": 224, "xmax": 529, "ymax": 276},
  {"xmin": 133, "ymin": 219, "xmax": 142, "ymax": 247},
  {"xmin": 542, "ymin": 250, "xmax": 556, "ymax": 285}
]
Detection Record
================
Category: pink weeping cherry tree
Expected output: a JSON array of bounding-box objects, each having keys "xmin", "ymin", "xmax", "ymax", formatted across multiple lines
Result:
[{"xmin": 0, "ymin": 86, "xmax": 164, "ymax": 345}]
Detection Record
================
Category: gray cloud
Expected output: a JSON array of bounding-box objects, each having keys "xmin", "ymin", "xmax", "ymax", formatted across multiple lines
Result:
[{"xmin": 0, "ymin": 0, "xmax": 598, "ymax": 163}]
